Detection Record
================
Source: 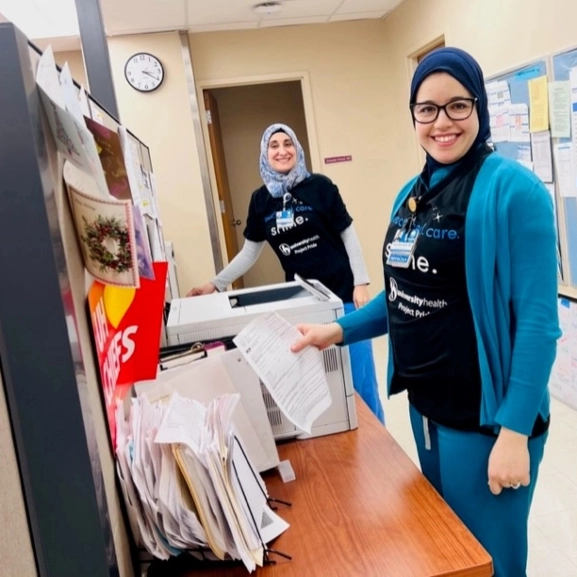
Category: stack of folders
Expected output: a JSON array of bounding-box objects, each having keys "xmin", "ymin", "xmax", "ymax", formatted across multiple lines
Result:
[
  {"xmin": 115, "ymin": 391, "xmax": 289, "ymax": 572},
  {"xmin": 158, "ymin": 341, "xmax": 227, "ymax": 371}
]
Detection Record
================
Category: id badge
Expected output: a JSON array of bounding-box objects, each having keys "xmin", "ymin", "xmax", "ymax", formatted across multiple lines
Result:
[
  {"xmin": 276, "ymin": 208, "xmax": 294, "ymax": 229},
  {"xmin": 386, "ymin": 228, "xmax": 419, "ymax": 268}
]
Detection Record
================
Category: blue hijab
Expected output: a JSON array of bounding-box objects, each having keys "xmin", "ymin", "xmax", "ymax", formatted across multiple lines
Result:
[
  {"xmin": 409, "ymin": 47, "xmax": 491, "ymax": 175},
  {"xmin": 259, "ymin": 123, "xmax": 310, "ymax": 198}
]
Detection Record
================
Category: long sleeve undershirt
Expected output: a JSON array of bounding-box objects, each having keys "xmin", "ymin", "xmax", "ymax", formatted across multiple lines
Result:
[{"xmin": 211, "ymin": 224, "xmax": 369, "ymax": 291}]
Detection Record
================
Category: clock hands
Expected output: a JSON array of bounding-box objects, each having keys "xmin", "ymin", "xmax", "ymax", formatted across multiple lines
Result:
[{"xmin": 142, "ymin": 69, "xmax": 159, "ymax": 81}]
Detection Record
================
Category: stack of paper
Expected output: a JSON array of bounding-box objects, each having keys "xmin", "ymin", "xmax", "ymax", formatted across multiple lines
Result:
[{"xmin": 115, "ymin": 392, "xmax": 289, "ymax": 571}]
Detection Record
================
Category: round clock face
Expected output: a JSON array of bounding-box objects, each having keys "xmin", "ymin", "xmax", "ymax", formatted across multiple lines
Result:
[{"xmin": 124, "ymin": 53, "xmax": 164, "ymax": 93}]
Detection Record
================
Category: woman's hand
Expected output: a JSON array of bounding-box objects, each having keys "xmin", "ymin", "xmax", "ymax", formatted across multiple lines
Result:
[
  {"xmin": 186, "ymin": 282, "xmax": 217, "ymax": 297},
  {"xmin": 353, "ymin": 284, "xmax": 370, "ymax": 308},
  {"xmin": 291, "ymin": 322, "xmax": 344, "ymax": 353},
  {"xmin": 487, "ymin": 427, "xmax": 530, "ymax": 495}
]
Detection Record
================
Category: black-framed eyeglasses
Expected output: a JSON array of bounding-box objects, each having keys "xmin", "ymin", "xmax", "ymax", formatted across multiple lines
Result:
[{"xmin": 410, "ymin": 97, "xmax": 478, "ymax": 124}]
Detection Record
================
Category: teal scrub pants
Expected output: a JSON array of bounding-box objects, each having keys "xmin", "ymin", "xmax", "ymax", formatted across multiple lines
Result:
[
  {"xmin": 343, "ymin": 302, "xmax": 384, "ymax": 423},
  {"xmin": 409, "ymin": 404, "xmax": 547, "ymax": 577}
]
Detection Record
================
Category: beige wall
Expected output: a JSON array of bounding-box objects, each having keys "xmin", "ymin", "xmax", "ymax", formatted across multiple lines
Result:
[
  {"xmin": 212, "ymin": 81, "xmax": 311, "ymax": 288},
  {"xmin": 0, "ymin": 373, "xmax": 38, "ymax": 577},
  {"xmin": 60, "ymin": 3, "xmax": 577, "ymax": 298},
  {"xmin": 106, "ymin": 32, "xmax": 215, "ymax": 296},
  {"xmin": 55, "ymin": 49, "xmax": 87, "ymax": 87},
  {"xmin": 189, "ymin": 21, "xmax": 392, "ymax": 295},
  {"xmin": 381, "ymin": 0, "xmax": 577, "ymax": 208},
  {"xmin": 99, "ymin": 22, "xmax": 393, "ymax": 296}
]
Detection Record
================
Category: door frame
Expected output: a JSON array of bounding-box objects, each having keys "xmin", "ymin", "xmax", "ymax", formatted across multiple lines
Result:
[{"xmin": 196, "ymin": 71, "xmax": 321, "ymax": 270}]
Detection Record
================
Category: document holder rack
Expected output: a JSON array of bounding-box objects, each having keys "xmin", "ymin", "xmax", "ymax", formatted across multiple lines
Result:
[{"xmin": 137, "ymin": 435, "xmax": 292, "ymax": 576}]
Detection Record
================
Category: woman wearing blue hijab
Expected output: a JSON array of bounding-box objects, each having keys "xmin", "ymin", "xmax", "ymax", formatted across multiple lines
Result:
[
  {"xmin": 291, "ymin": 48, "xmax": 560, "ymax": 576},
  {"xmin": 189, "ymin": 123, "xmax": 384, "ymax": 423}
]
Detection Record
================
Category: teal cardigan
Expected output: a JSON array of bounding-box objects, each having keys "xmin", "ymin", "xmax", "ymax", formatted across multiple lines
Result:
[{"xmin": 338, "ymin": 152, "xmax": 561, "ymax": 435}]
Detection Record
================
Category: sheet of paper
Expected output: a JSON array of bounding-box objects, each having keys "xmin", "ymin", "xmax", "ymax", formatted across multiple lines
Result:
[
  {"xmin": 549, "ymin": 81, "xmax": 571, "ymax": 138},
  {"xmin": 59, "ymin": 63, "xmax": 85, "ymax": 124},
  {"xmin": 132, "ymin": 205, "xmax": 155, "ymax": 280},
  {"xmin": 155, "ymin": 393, "xmax": 207, "ymax": 449},
  {"xmin": 79, "ymin": 85, "xmax": 91, "ymax": 118},
  {"xmin": 554, "ymin": 143, "xmax": 577, "ymax": 197},
  {"xmin": 35, "ymin": 45, "xmax": 66, "ymax": 108},
  {"xmin": 489, "ymin": 104, "xmax": 510, "ymax": 142},
  {"xmin": 569, "ymin": 68, "xmax": 577, "ymax": 176},
  {"xmin": 509, "ymin": 103, "xmax": 530, "ymax": 142},
  {"xmin": 529, "ymin": 75, "xmax": 549, "ymax": 133},
  {"xmin": 516, "ymin": 143, "xmax": 532, "ymax": 170},
  {"xmin": 118, "ymin": 127, "xmax": 144, "ymax": 209},
  {"xmin": 486, "ymin": 80, "xmax": 511, "ymax": 108},
  {"xmin": 36, "ymin": 48, "xmax": 109, "ymax": 198},
  {"xmin": 230, "ymin": 436, "xmax": 289, "ymax": 545},
  {"xmin": 530, "ymin": 130, "xmax": 553, "ymax": 183},
  {"xmin": 486, "ymin": 80, "xmax": 512, "ymax": 143},
  {"xmin": 233, "ymin": 312, "xmax": 331, "ymax": 434},
  {"xmin": 141, "ymin": 351, "xmax": 279, "ymax": 473}
]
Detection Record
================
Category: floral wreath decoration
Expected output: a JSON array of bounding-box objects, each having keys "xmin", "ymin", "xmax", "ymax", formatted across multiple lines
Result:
[{"xmin": 81, "ymin": 215, "xmax": 133, "ymax": 273}]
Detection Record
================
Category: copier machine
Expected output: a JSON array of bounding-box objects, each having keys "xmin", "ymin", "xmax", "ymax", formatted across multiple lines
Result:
[{"xmin": 165, "ymin": 278, "xmax": 358, "ymax": 440}]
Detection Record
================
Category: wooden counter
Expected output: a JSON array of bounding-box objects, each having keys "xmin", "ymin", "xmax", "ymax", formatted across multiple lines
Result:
[{"xmin": 148, "ymin": 398, "xmax": 493, "ymax": 577}]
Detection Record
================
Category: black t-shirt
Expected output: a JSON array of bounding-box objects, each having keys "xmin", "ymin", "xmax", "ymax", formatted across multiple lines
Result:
[
  {"xmin": 384, "ymin": 149, "xmax": 548, "ymax": 438},
  {"xmin": 384, "ymin": 157, "xmax": 485, "ymax": 431},
  {"xmin": 243, "ymin": 174, "xmax": 355, "ymax": 302}
]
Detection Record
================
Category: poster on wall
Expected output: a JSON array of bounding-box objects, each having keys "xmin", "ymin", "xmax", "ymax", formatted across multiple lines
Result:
[
  {"xmin": 548, "ymin": 297, "xmax": 577, "ymax": 411},
  {"xmin": 88, "ymin": 261, "xmax": 168, "ymax": 447}
]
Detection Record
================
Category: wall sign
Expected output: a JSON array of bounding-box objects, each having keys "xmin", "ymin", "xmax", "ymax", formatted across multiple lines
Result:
[
  {"xmin": 324, "ymin": 155, "xmax": 352, "ymax": 164},
  {"xmin": 88, "ymin": 261, "xmax": 168, "ymax": 447}
]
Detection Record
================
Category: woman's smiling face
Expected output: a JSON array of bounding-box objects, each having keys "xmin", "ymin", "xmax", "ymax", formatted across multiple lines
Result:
[
  {"xmin": 267, "ymin": 132, "xmax": 297, "ymax": 173},
  {"xmin": 413, "ymin": 72, "xmax": 479, "ymax": 164}
]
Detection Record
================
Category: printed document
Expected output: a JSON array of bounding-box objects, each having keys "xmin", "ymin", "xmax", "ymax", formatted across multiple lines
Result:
[{"xmin": 233, "ymin": 312, "xmax": 332, "ymax": 434}]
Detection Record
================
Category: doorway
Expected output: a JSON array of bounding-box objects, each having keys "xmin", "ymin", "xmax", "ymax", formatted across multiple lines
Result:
[{"xmin": 202, "ymin": 80, "xmax": 311, "ymax": 290}]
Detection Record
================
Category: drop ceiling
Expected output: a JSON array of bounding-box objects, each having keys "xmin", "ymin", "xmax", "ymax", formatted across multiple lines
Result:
[{"xmin": 0, "ymin": 0, "xmax": 404, "ymax": 51}]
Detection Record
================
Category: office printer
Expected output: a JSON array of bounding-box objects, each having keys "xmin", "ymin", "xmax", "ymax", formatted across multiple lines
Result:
[{"xmin": 166, "ymin": 279, "xmax": 358, "ymax": 440}]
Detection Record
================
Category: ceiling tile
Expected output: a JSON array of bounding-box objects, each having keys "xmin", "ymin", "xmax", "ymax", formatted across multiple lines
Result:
[
  {"xmin": 188, "ymin": 21, "xmax": 259, "ymax": 33},
  {"xmin": 329, "ymin": 10, "xmax": 386, "ymax": 21},
  {"xmin": 264, "ymin": 0, "xmax": 343, "ymax": 18},
  {"xmin": 186, "ymin": 0, "xmax": 258, "ymax": 25},
  {"xmin": 259, "ymin": 15, "xmax": 329, "ymax": 28},
  {"xmin": 336, "ymin": 0, "xmax": 402, "ymax": 14},
  {"xmin": 101, "ymin": 0, "xmax": 186, "ymax": 35}
]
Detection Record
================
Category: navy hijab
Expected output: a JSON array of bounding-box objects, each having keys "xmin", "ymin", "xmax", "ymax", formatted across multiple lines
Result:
[{"xmin": 409, "ymin": 47, "xmax": 491, "ymax": 176}]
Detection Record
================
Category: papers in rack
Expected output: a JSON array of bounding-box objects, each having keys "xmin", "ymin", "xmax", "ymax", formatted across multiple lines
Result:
[
  {"xmin": 233, "ymin": 311, "xmax": 332, "ymax": 434},
  {"xmin": 115, "ymin": 392, "xmax": 289, "ymax": 571},
  {"xmin": 136, "ymin": 349, "xmax": 279, "ymax": 473}
]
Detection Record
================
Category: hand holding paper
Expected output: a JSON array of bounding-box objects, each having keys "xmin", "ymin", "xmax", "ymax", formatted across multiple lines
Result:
[{"xmin": 233, "ymin": 312, "xmax": 332, "ymax": 434}]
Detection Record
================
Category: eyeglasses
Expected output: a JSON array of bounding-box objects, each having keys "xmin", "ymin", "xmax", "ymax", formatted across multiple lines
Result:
[{"xmin": 410, "ymin": 97, "xmax": 478, "ymax": 124}]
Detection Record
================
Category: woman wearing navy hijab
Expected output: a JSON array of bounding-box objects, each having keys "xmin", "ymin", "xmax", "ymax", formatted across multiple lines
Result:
[
  {"xmin": 189, "ymin": 123, "xmax": 385, "ymax": 423},
  {"xmin": 292, "ymin": 48, "xmax": 560, "ymax": 576}
]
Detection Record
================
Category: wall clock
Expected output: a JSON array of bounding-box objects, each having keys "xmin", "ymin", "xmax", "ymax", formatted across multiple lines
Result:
[{"xmin": 124, "ymin": 52, "xmax": 164, "ymax": 93}]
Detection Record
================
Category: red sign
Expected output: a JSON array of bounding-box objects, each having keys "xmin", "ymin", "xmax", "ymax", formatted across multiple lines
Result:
[
  {"xmin": 324, "ymin": 155, "xmax": 352, "ymax": 164},
  {"xmin": 88, "ymin": 261, "xmax": 168, "ymax": 447}
]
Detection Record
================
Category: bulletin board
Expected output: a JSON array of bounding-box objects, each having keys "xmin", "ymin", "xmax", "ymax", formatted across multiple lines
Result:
[
  {"xmin": 486, "ymin": 59, "xmax": 577, "ymax": 410},
  {"xmin": 486, "ymin": 60, "xmax": 547, "ymax": 161},
  {"xmin": 552, "ymin": 47, "xmax": 577, "ymax": 289},
  {"xmin": 485, "ymin": 59, "xmax": 566, "ymax": 285},
  {"xmin": 549, "ymin": 296, "xmax": 577, "ymax": 411}
]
